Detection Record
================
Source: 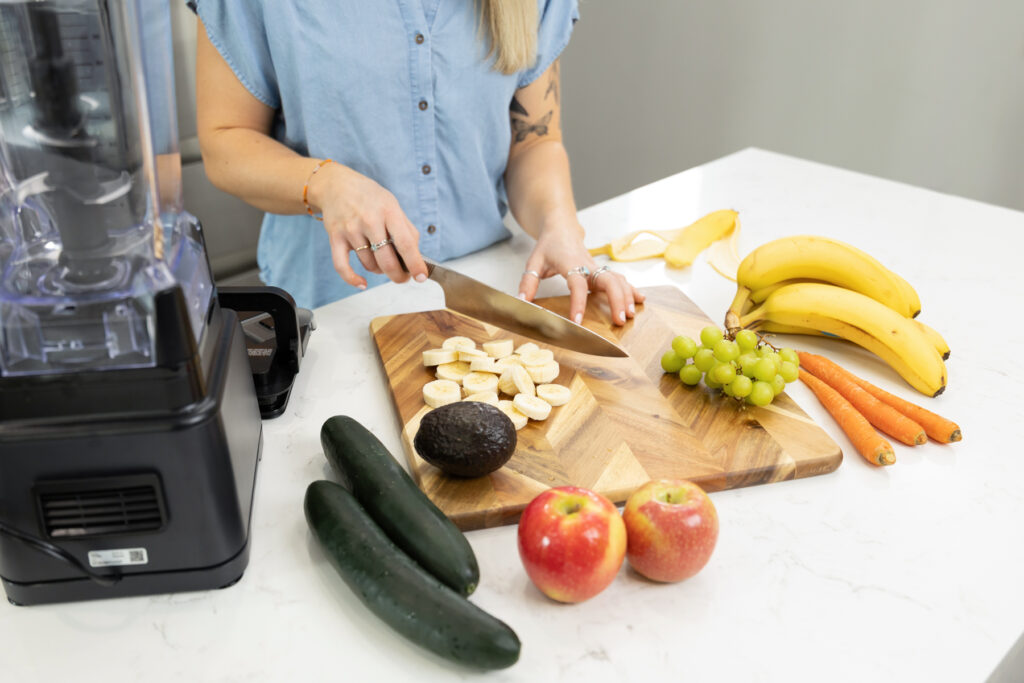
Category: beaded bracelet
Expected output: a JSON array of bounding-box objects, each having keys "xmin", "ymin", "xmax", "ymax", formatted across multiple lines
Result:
[{"xmin": 302, "ymin": 158, "xmax": 334, "ymax": 221}]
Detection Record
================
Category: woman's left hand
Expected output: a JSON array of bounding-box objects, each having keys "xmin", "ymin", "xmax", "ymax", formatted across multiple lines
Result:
[{"xmin": 516, "ymin": 223, "xmax": 645, "ymax": 326}]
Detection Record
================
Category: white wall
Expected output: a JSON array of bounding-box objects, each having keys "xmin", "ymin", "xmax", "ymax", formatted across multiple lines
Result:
[{"xmin": 560, "ymin": 0, "xmax": 1024, "ymax": 212}]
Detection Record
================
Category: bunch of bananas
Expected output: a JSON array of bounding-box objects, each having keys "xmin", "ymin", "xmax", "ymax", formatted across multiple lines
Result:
[{"xmin": 724, "ymin": 235, "xmax": 949, "ymax": 397}]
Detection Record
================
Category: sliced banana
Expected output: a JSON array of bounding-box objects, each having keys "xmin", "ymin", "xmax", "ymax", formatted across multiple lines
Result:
[
  {"xmin": 498, "ymin": 400, "xmax": 529, "ymax": 430},
  {"xmin": 482, "ymin": 339, "xmax": 514, "ymax": 359},
  {"xmin": 520, "ymin": 349, "xmax": 555, "ymax": 367},
  {"xmin": 497, "ymin": 368, "xmax": 518, "ymax": 396},
  {"xmin": 435, "ymin": 361, "xmax": 472, "ymax": 383},
  {"xmin": 423, "ymin": 379, "xmax": 461, "ymax": 408},
  {"xmin": 537, "ymin": 383, "xmax": 572, "ymax": 407},
  {"xmin": 526, "ymin": 360, "xmax": 560, "ymax": 384},
  {"xmin": 469, "ymin": 357, "xmax": 499, "ymax": 374},
  {"xmin": 493, "ymin": 354, "xmax": 522, "ymax": 372},
  {"xmin": 457, "ymin": 348, "xmax": 487, "ymax": 362},
  {"xmin": 462, "ymin": 371, "xmax": 499, "ymax": 395},
  {"xmin": 515, "ymin": 342, "xmax": 539, "ymax": 356},
  {"xmin": 464, "ymin": 391, "xmax": 499, "ymax": 406},
  {"xmin": 442, "ymin": 336, "xmax": 476, "ymax": 352},
  {"xmin": 511, "ymin": 364, "xmax": 535, "ymax": 397},
  {"xmin": 513, "ymin": 393, "xmax": 552, "ymax": 421},
  {"xmin": 422, "ymin": 348, "xmax": 458, "ymax": 367}
]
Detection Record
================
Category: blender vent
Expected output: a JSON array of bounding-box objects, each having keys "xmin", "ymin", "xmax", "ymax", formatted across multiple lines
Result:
[{"xmin": 35, "ymin": 475, "xmax": 167, "ymax": 538}]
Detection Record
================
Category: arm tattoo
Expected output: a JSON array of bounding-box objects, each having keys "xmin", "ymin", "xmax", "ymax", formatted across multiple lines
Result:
[
  {"xmin": 544, "ymin": 61, "xmax": 560, "ymax": 103},
  {"xmin": 510, "ymin": 111, "xmax": 552, "ymax": 142},
  {"xmin": 510, "ymin": 96, "xmax": 529, "ymax": 117}
]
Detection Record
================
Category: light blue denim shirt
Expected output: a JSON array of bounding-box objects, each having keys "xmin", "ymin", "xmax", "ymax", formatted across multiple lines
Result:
[{"xmin": 193, "ymin": 0, "xmax": 579, "ymax": 309}]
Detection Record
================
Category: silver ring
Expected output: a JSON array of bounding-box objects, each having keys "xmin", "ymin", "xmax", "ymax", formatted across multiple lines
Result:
[
  {"xmin": 523, "ymin": 269, "xmax": 540, "ymax": 278},
  {"xmin": 353, "ymin": 243, "xmax": 371, "ymax": 252},
  {"xmin": 589, "ymin": 265, "xmax": 611, "ymax": 286},
  {"xmin": 566, "ymin": 265, "xmax": 591, "ymax": 279},
  {"xmin": 370, "ymin": 238, "xmax": 393, "ymax": 252}
]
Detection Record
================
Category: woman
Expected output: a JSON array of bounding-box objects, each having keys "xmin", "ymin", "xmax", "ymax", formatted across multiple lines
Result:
[{"xmin": 193, "ymin": 0, "xmax": 643, "ymax": 325}]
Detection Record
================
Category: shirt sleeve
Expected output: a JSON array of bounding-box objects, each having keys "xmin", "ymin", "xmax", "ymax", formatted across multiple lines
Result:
[
  {"xmin": 193, "ymin": 0, "xmax": 280, "ymax": 109},
  {"xmin": 517, "ymin": 0, "xmax": 580, "ymax": 89}
]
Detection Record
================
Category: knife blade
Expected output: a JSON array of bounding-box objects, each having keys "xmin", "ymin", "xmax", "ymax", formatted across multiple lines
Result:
[{"xmin": 423, "ymin": 260, "xmax": 628, "ymax": 357}]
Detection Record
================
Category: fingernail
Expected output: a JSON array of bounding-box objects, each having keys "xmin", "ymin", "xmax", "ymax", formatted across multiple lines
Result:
[
  {"xmin": 574, "ymin": 313, "xmax": 583, "ymax": 324},
  {"xmin": 415, "ymin": 273, "xmax": 427, "ymax": 283},
  {"xmin": 628, "ymin": 304, "xmax": 636, "ymax": 315},
  {"xmin": 358, "ymin": 284, "xmax": 367, "ymax": 291},
  {"xmin": 618, "ymin": 312, "xmax": 626, "ymax": 323},
  {"xmin": 517, "ymin": 293, "xmax": 527, "ymax": 300}
]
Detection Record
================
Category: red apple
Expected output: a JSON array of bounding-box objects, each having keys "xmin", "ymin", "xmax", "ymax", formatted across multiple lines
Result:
[
  {"xmin": 517, "ymin": 486, "xmax": 626, "ymax": 603},
  {"xmin": 623, "ymin": 479, "xmax": 718, "ymax": 583}
]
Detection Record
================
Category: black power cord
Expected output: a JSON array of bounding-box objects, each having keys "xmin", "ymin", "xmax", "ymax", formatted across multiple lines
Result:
[{"xmin": 0, "ymin": 521, "xmax": 121, "ymax": 587}]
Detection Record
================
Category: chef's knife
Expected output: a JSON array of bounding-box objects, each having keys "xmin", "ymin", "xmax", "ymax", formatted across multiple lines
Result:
[{"xmin": 420, "ymin": 259, "xmax": 628, "ymax": 357}]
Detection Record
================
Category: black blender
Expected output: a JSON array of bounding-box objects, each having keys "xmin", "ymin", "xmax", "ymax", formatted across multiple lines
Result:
[{"xmin": 0, "ymin": 0, "xmax": 269, "ymax": 605}]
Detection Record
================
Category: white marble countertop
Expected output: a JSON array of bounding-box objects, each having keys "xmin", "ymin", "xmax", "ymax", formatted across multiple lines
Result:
[{"xmin": 3, "ymin": 149, "xmax": 1022, "ymax": 682}]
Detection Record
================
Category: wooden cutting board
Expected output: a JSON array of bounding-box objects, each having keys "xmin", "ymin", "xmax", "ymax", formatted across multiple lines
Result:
[{"xmin": 370, "ymin": 285, "xmax": 841, "ymax": 530}]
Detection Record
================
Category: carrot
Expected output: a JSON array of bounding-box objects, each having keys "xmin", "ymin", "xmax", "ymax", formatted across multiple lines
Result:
[
  {"xmin": 850, "ymin": 374, "xmax": 961, "ymax": 443},
  {"xmin": 797, "ymin": 352, "xmax": 926, "ymax": 446},
  {"xmin": 799, "ymin": 368, "xmax": 895, "ymax": 466}
]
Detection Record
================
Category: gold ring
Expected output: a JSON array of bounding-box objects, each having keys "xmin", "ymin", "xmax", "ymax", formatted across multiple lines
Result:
[
  {"xmin": 370, "ymin": 238, "xmax": 393, "ymax": 252},
  {"xmin": 353, "ymin": 244, "xmax": 371, "ymax": 252},
  {"xmin": 566, "ymin": 265, "xmax": 591, "ymax": 279},
  {"xmin": 523, "ymin": 269, "xmax": 541, "ymax": 278}
]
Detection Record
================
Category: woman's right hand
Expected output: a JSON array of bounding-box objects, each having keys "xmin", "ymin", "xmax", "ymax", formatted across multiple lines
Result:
[{"xmin": 306, "ymin": 161, "xmax": 429, "ymax": 289}]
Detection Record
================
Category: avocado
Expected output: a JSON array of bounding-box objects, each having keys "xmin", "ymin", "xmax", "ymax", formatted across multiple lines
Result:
[{"xmin": 413, "ymin": 402, "xmax": 517, "ymax": 478}]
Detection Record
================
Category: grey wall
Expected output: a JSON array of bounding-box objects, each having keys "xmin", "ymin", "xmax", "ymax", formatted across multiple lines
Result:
[{"xmin": 560, "ymin": 0, "xmax": 1024, "ymax": 212}]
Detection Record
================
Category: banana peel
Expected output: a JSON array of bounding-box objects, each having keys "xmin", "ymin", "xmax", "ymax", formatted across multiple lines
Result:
[{"xmin": 588, "ymin": 209, "xmax": 739, "ymax": 270}]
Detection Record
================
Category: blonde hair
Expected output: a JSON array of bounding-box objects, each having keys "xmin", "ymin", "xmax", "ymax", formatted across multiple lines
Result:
[{"xmin": 479, "ymin": 0, "xmax": 538, "ymax": 74}]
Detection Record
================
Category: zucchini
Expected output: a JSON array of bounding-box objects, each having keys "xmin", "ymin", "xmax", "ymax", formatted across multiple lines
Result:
[
  {"xmin": 304, "ymin": 480, "xmax": 520, "ymax": 670},
  {"xmin": 320, "ymin": 415, "xmax": 479, "ymax": 595}
]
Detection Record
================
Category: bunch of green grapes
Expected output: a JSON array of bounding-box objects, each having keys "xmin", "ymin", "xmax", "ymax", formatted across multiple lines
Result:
[{"xmin": 660, "ymin": 326, "xmax": 800, "ymax": 407}]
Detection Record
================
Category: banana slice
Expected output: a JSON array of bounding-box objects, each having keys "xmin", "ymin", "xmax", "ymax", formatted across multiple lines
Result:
[
  {"xmin": 422, "ymin": 348, "xmax": 458, "ymax": 367},
  {"xmin": 497, "ymin": 368, "xmax": 518, "ymax": 396},
  {"xmin": 482, "ymin": 339, "xmax": 514, "ymax": 359},
  {"xmin": 464, "ymin": 391, "xmax": 499, "ymax": 406},
  {"xmin": 515, "ymin": 342, "xmax": 539, "ymax": 356},
  {"xmin": 513, "ymin": 394, "xmax": 552, "ymax": 421},
  {"xmin": 462, "ymin": 371, "xmax": 499, "ymax": 395},
  {"xmin": 526, "ymin": 360, "xmax": 560, "ymax": 384},
  {"xmin": 493, "ymin": 354, "xmax": 522, "ymax": 372},
  {"xmin": 469, "ymin": 357, "xmax": 499, "ymax": 374},
  {"xmin": 423, "ymin": 379, "xmax": 461, "ymax": 408},
  {"xmin": 511, "ymin": 364, "xmax": 535, "ymax": 396},
  {"xmin": 520, "ymin": 349, "xmax": 555, "ymax": 367},
  {"xmin": 442, "ymin": 336, "xmax": 476, "ymax": 352},
  {"xmin": 457, "ymin": 348, "xmax": 487, "ymax": 362},
  {"xmin": 435, "ymin": 361, "xmax": 472, "ymax": 383},
  {"xmin": 498, "ymin": 400, "xmax": 529, "ymax": 430},
  {"xmin": 537, "ymin": 383, "xmax": 571, "ymax": 406}
]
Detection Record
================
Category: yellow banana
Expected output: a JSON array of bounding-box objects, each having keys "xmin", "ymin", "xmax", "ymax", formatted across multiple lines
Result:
[
  {"xmin": 588, "ymin": 209, "xmax": 738, "ymax": 264},
  {"xmin": 736, "ymin": 235, "xmax": 921, "ymax": 318},
  {"xmin": 738, "ymin": 283, "xmax": 946, "ymax": 396},
  {"xmin": 912, "ymin": 319, "xmax": 950, "ymax": 360},
  {"xmin": 750, "ymin": 319, "xmax": 950, "ymax": 360}
]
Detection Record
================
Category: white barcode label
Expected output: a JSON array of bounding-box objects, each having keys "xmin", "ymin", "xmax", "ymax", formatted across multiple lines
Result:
[{"xmin": 88, "ymin": 547, "xmax": 149, "ymax": 568}]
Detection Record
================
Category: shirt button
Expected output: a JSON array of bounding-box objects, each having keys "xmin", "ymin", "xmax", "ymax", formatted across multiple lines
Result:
[
  {"xmin": 426, "ymin": 224, "xmax": 437, "ymax": 235},
  {"xmin": 418, "ymin": 100, "xmax": 428, "ymax": 111},
  {"xmin": 415, "ymin": 33, "xmax": 425, "ymax": 44},
  {"xmin": 421, "ymin": 164, "xmax": 431, "ymax": 175}
]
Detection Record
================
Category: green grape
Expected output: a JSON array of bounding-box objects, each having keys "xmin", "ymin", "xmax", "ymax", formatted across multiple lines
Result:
[
  {"xmin": 769, "ymin": 352, "xmax": 783, "ymax": 373},
  {"xmin": 712, "ymin": 339, "xmax": 740, "ymax": 362},
  {"xmin": 704, "ymin": 374, "xmax": 723, "ymax": 390},
  {"xmin": 757, "ymin": 346, "xmax": 775, "ymax": 358},
  {"xmin": 770, "ymin": 374, "xmax": 786, "ymax": 396},
  {"xmin": 737, "ymin": 353, "xmax": 759, "ymax": 377},
  {"xmin": 671, "ymin": 335, "xmax": 698, "ymax": 359},
  {"xmin": 779, "ymin": 360, "xmax": 799, "ymax": 383},
  {"xmin": 700, "ymin": 326, "xmax": 724, "ymax": 348},
  {"xmin": 722, "ymin": 381, "xmax": 736, "ymax": 397},
  {"xmin": 752, "ymin": 358, "xmax": 777, "ymax": 382},
  {"xmin": 748, "ymin": 381, "xmax": 774, "ymax": 407},
  {"xmin": 735, "ymin": 329, "xmax": 759, "ymax": 352},
  {"xmin": 730, "ymin": 375, "xmax": 753, "ymax": 398},
  {"xmin": 661, "ymin": 350, "xmax": 685, "ymax": 373},
  {"xmin": 779, "ymin": 348, "xmax": 799, "ymax": 365},
  {"xmin": 693, "ymin": 348, "xmax": 716, "ymax": 373},
  {"xmin": 712, "ymin": 362, "xmax": 737, "ymax": 384},
  {"xmin": 679, "ymin": 364, "xmax": 703, "ymax": 386}
]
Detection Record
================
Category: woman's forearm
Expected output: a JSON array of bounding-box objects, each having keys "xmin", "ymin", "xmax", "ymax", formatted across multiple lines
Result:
[{"xmin": 504, "ymin": 139, "xmax": 582, "ymax": 240}]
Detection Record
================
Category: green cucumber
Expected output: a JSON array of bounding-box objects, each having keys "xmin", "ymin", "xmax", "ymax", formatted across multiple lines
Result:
[
  {"xmin": 320, "ymin": 415, "xmax": 479, "ymax": 595},
  {"xmin": 304, "ymin": 480, "xmax": 520, "ymax": 670}
]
